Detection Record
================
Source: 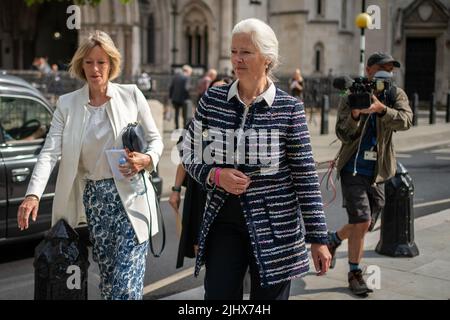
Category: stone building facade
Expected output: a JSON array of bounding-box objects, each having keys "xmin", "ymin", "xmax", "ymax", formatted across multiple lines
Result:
[{"xmin": 0, "ymin": 0, "xmax": 448, "ymax": 104}]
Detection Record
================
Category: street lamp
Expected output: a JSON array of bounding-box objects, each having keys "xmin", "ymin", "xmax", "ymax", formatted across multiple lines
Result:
[
  {"xmin": 170, "ymin": 0, "xmax": 179, "ymax": 70},
  {"xmin": 355, "ymin": 12, "xmax": 371, "ymax": 76}
]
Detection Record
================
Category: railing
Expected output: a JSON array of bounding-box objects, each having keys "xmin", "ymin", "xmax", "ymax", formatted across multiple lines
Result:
[
  {"xmin": 5, "ymin": 70, "xmax": 343, "ymax": 108},
  {"xmin": 8, "ymin": 70, "xmax": 449, "ymax": 138}
]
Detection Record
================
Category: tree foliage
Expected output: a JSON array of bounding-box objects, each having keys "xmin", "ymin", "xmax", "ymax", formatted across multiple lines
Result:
[{"xmin": 25, "ymin": 0, "xmax": 132, "ymax": 7}]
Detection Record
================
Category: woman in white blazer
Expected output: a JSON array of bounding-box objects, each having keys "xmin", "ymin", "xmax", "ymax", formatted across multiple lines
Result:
[{"xmin": 17, "ymin": 31, "xmax": 164, "ymax": 300}]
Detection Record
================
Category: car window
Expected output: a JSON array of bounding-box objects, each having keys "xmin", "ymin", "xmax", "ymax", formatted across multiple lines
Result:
[{"xmin": 0, "ymin": 96, "xmax": 52, "ymax": 144}]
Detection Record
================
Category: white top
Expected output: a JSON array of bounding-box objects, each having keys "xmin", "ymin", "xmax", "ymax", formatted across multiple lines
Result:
[{"xmin": 80, "ymin": 101, "xmax": 115, "ymax": 180}]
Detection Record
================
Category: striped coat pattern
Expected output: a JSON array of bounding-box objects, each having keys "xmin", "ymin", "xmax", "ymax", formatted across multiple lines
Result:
[{"xmin": 181, "ymin": 84, "xmax": 328, "ymax": 286}]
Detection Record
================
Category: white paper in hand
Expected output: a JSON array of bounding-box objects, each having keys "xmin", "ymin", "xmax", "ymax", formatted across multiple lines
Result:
[{"xmin": 105, "ymin": 149, "xmax": 127, "ymax": 180}]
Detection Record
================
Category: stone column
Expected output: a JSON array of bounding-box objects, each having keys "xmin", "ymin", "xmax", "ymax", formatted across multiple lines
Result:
[{"xmin": 218, "ymin": 0, "xmax": 233, "ymax": 74}]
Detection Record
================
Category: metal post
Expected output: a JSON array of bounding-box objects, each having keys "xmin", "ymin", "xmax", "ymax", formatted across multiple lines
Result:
[
  {"xmin": 446, "ymin": 92, "xmax": 450, "ymax": 123},
  {"xmin": 34, "ymin": 219, "xmax": 89, "ymax": 300},
  {"xmin": 359, "ymin": 0, "xmax": 367, "ymax": 77},
  {"xmin": 170, "ymin": 0, "xmax": 179, "ymax": 68},
  {"xmin": 375, "ymin": 162, "xmax": 419, "ymax": 257},
  {"xmin": 411, "ymin": 93, "xmax": 419, "ymax": 126},
  {"xmin": 429, "ymin": 93, "xmax": 436, "ymax": 125},
  {"xmin": 321, "ymin": 95, "xmax": 329, "ymax": 135},
  {"xmin": 359, "ymin": 29, "xmax": 365, "ymax": 77}
]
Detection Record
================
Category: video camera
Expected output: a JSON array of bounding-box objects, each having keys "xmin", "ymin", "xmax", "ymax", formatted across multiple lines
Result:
[{"xmin": 333, "ymin": 71, "xmax": 394, "ymax": 109}]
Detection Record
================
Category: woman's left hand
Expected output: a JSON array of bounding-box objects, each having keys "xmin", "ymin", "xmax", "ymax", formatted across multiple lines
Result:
[
  {"xmin": 311, "ymin": 243, "xmax": 332, "ymax": 276},
  {"xmin": 119, "ymin": 148, "xmax": 152, "ymax": 178}
]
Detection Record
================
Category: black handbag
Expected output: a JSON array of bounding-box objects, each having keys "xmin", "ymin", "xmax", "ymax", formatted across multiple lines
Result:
[
  {"xmin": 122, "ymin": 122, "xmax": 146, "ymax": 154},
  {"xmin": 122, "ymin": 122, "xmax": 166, "ymax": 257}
]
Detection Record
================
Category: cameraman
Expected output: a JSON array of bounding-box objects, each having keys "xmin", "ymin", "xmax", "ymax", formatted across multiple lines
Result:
[{"xmin": 328, "ymin": 52, "xmax": 413, "ymax": 296}]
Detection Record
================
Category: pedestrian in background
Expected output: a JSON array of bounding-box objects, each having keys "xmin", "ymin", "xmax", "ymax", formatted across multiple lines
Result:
[
  {"xmin": 171, "ymin": 76, "xmax": 233, "ymax": 269},
  {"xmin": 289, "ymin": 68, "xmax": 304, "ymax": 101},
  {"xmin": 169, "ymin": 64, "xmax": 193, "ymax": 129},
  {"xmin": 47, "ymin": 64, "xmax": 64, "ymax": 105},
  {"xmin": 196, "ymin": 68, "xmax": 217, "ymax": 103}
]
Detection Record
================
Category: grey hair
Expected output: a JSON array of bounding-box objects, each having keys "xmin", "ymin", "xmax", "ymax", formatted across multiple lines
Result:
[{"xmin": 232, "ymin": 18, "xmax": 279, "ymax": 80}]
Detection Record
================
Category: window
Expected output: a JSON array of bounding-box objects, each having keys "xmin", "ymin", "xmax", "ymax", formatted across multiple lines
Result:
[
  {"xmin": 317, "ymin": 0, "xmax": 324, "ymax": 16},
  {"xmin": 315, "ymin": 49, "xmax": 321, "ymax": 72},
  {"xmin": 196, "ymin": 30, "xmax": 202, "ymax": 65},
  {"xmin": 146, "ymin": 14, "xmax": 155, "ymax": 64},
  {"xmin": 0, "ymin": 97, "xmax": 51, "ymax": 143},
  {"xmin": 187, "ymin": 27, "xmax": 193, "ymax": 65},
  {"xmin": 185, "ymin": 25, "xmax": 208, "ymax": 67},
  {"xmin": 341, "ymin": 0, "xmax": 347, "ymax": 29},
  {"xmin": 183, "ymin": 9, "xmax": 209, "ymax": 68},
  {"xmin": 314, "ymin": 43, "xmax": 324, "ymax": 73}
]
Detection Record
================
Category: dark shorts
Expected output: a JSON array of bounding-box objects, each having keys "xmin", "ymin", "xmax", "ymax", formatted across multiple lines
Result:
[{"xmin": 340, "ymin": 171, "xmax": 385, "ymax": 224}]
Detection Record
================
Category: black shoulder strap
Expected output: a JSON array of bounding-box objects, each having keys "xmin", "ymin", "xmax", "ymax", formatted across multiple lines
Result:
[
  {"xmin": 387, "ymin": 85, "xmax": 397, "ymax": 108},
  {"xmin": 143, "ymin": 172, "xmax": 166, "ymax": 257}
]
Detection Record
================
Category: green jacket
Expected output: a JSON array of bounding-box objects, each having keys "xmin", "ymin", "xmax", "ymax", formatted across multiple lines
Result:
[{"xmin": 335, "ymin": 87, "xmax": 413, "ymax": 184}]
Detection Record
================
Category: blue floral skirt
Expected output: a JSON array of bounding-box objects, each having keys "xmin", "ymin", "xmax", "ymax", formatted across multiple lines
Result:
[{"xmin": 83, "ymin": 178, "xmax": 148, "ymax": 300}]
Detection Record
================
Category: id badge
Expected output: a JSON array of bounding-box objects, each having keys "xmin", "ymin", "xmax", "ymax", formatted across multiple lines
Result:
[{"xmin": 364, "ymin": 151, "xmax": 377, "ymax": 161}]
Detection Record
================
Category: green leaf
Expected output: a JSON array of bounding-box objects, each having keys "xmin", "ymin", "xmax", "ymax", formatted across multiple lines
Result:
[{"xmin": 25, "ymin": 0, "xmax": 132, "ymax": 7}]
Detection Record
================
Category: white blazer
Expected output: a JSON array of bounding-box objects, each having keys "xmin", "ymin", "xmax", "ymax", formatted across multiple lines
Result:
[{"xmin": 26, "ymin": 82, "xmax": 164, "ymax": 244}]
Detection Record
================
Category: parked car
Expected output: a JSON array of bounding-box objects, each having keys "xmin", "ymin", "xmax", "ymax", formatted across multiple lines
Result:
[{"xmin": 0, "ymin": 74, "xmax": 162, "ymax": 245}]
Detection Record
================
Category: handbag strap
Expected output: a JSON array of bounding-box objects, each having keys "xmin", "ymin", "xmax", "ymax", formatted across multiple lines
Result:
[{"xmin": 141, "ymin": 171, "xmax": 166, "ymax": 257}]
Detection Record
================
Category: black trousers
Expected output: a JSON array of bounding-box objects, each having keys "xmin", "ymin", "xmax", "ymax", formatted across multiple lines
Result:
[
  {"xmin": 173, "ymin": 102, "xmax": 187, "ymax": 129},
  {"xmin": 204, "ymin": 196, "xmax": 291, "ymax": 300}
]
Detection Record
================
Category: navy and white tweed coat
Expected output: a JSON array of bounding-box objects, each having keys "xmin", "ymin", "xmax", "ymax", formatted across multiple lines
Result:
[{"xmin": 181, "ymin": 83, "xmax": 328, "ymax": 287}]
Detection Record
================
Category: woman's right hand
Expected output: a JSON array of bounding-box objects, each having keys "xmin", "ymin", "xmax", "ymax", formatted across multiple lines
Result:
[
  {"xmin": 169, "ymin": 191, "xmax": 181, "ymax": 211},
  {"xmin": 218, "ymin": 168, "xmax": 251, "ymax": 196},
  {"xmin": 17, "ymin": 196, "xmax": 40, "ymax": 230}
]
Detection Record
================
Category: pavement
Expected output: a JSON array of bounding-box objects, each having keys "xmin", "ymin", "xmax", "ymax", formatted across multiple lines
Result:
[
  {"xmin": 148, "ymin": 100, "xmax": 450, "ymax": 300},
  {"xmin": 163, "ymin": 208, "xmax": 450, "ymax": 300}
]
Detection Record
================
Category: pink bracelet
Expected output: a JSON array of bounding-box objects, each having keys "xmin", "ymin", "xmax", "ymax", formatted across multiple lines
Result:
[{"xmin": 214, "ymin": 168, "xmax": 222, "ymax": 187}]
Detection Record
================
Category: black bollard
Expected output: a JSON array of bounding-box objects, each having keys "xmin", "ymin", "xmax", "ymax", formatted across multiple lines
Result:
[
  {"xmin": 34, "ymin": 219, "xmax": 89, "ymax": 300},
  {"xmin": 446, "ymin": 92, "xmax": 450, "ymax": 123},
  {"xmin": 375, "ymin": 162, "xmax": 419, "ymax": 257},
  {"xmin": 429, "ymin": 93, "xmax": 436, "ymax": 125},
  {"xmin": 411, "ymin": 93, "xmax": 419, "ymax": 126},
  {"xmin": 320, "ymin": 95, "xmax": 329, "ymax": 135}
]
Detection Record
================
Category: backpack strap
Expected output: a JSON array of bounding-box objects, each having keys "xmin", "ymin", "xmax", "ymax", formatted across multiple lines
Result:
[{"xmin": 386, "ymin": 85, "xmax": 397, "ymax": 108}]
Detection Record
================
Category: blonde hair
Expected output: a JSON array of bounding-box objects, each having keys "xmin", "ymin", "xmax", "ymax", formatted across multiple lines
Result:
[{"xmin": 69, "ymin": 30, "xmax": 122, "ymax": 81}]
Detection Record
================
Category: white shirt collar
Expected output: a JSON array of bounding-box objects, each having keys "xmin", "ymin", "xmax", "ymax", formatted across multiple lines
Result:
[
  {"xmin": 227, "ymin": 79, "xmax": 276, "ymax": 107},
  {"xmin": 81, "ymin": 81, "xmax": 115, "ymax": 105}
]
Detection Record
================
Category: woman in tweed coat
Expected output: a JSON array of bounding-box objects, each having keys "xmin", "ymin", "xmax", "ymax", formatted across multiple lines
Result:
[{"xmin": 181, "ymin": 18, "xmax": 331, "ymax": 300}]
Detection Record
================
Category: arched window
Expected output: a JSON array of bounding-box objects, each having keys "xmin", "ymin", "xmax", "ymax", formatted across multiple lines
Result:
[{"xmin": 183, "ymin": 8, "xmax": 208, "ymax": 68}]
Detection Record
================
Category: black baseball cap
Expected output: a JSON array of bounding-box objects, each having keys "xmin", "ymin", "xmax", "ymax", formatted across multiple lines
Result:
[{"xmin": 367, "ymin": 52, "xmax": 401, "ymax": 68}]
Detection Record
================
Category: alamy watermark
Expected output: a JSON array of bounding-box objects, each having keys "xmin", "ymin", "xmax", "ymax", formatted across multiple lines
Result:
[
  {"xmin": 174, "ymin": 124, "xmax": 281, "ymax": 170},
  {"xmin": 66, "ymin": 5, "xmax": 81, "ymax": 30},
  {"xmin": 66, "ymin": 265, "xmax": 81, "ymax": 290},
  {"xmin": 367, "ymin": 5, "xmax": 382, "ymax": 30},
  {"xmin": 364, "ymin": 265, "xmax": 382, "ymax": 290}
]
